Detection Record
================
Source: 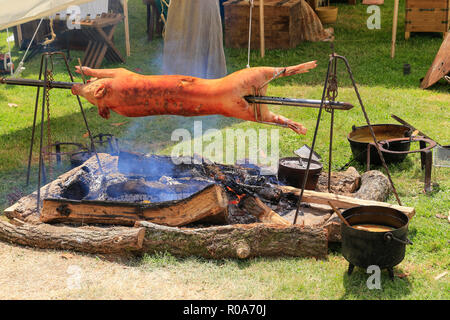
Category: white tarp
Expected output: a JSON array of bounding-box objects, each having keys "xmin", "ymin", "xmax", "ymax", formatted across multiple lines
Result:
[
  {"xmin": 0, "ymin": 0, "xmax": 97, "ymax": 30},
  {"xmin": 50, "ymin": 0, "xmax": 108, "ymax": 20}
]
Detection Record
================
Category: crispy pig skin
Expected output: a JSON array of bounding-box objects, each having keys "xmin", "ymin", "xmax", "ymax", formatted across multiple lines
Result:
[{"xmin": 71, "ymin": 61, "xmax": 317, "ymax": 135}]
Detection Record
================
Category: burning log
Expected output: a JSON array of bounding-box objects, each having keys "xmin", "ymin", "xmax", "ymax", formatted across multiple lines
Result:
[
  {"xmin": 239, "ymin": 195, "xmax": 291, "ymax": 226},
  {"xmin": 40, "ymin": 184, "xmax": 229, "ymax": 227},
  {"xmin": 0, "ymin": 219, "xmax": 145, "ymax": 254},
  {"xmin": 135, "ymin": 221, "xmax": 328, "ymax": 259}
]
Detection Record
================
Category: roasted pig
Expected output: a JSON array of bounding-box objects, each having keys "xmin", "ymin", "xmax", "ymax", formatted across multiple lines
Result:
[{"xmin": 71, "ymin": 61, "xmax": 317, "ymax": 134}]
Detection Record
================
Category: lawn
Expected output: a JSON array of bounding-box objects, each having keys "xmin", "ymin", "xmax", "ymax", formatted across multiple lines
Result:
[{"xmin": 0, "ymin": 0, "xmax": 448, "ymax": 299}]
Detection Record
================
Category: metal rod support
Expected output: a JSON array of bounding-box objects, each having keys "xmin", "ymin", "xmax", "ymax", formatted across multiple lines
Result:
[
  {"xmin": 0, "ymin": 77, "xmax": 354, "ymax": 111},
  {"xmin": 245, "ymin": 96, "xmax": 353, "ymax": 110}
]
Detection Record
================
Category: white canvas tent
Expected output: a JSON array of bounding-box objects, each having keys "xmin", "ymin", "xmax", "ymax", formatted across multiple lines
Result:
[
  {"xmin": 0, "ymin": 0, "xmax": 130, "ymax": 56},
  {"xmin": 0, "ymin": 0, "xmax": 98, "ymax": 30}
]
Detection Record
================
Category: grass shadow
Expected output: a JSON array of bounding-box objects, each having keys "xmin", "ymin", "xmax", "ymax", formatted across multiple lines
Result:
[{"xmin": 340, "ymin": 265, "xmax": 412, "ymax": 299}]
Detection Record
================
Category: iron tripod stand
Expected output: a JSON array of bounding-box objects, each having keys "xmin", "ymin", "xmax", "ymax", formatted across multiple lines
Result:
[
  {"xmin": 25, "ymin": 52, "xmax": 104, "ymax": 213},
  {"xmin": 293, "ymin": 48, "xmax": 402, "ymax": 225}
]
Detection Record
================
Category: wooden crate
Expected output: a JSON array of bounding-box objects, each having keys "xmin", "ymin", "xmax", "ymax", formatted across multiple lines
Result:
[
  {"xmin": 223, "ymin": 0, "xmax": 303, "ymax": 49},
  {"xmin": 405, "ymin": 0, "xmax": 449, "ymax": 39}
]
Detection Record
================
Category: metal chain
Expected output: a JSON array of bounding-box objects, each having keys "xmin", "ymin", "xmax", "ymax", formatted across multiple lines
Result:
[
  {"xmin": 45, "ymin": 69, "xmax": 53, "ymax": 179},
  {"xmin": 325, "ymin": 62, "xmax": 338, "ymax": 113}
]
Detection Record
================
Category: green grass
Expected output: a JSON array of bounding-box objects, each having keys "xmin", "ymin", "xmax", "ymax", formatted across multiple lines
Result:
[{"xmin": 0, "ymin": 0, "xmax": 449, "ymax": 299}]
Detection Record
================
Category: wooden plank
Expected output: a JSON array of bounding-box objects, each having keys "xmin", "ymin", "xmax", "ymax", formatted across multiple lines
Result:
[
  {"xmin": 96, "ymin": 26, "xmax": 125, "ymax": 62},
  {"xmin": 277, "ymin": 186, "xmax": 416, "ymax": 218},
  {"xmin": 40, "ymin": 184, "xmax": 229, "ymax": 227},
  {"xmin": 405, "ymin": 0, "xmax": 449, "ymax": 35},
  {"xmin": 406, "ymin": 10, "xmax": 447, "ymax": 21},
  {"xmin": 223, "ymin": 0, "xmax": 302, "ymax": 49},
  {"xmin": 421, "ymin": 33, "xmax": 450, "ymax": 88},
  {"xmin": 82, "ymin": 40, "xmax": 94, "ymax": 66},
  {"xmin": 406, "ymin": 0, "xmax": 449, "ymax": 9},
  {"xmin": 406, "ymin": 25, "xmax": 449, "ymax": 32}
]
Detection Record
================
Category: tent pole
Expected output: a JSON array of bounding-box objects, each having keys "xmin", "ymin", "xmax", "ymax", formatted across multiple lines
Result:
[
  {"xmin": 259, "ymin": 0, "xmax": 265, "ymax": 58},
  {"xmin": 391, "ymin": 0, "xmax": 399, "ymax": 58},
  {"xmin": 123, "ymin": 0, "xmax": 131, "ymax": 56}
]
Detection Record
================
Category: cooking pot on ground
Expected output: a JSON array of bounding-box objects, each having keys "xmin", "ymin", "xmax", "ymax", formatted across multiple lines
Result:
[
  {"xmin": 278, "ymin": 157, "xmax": 323, "ymax": 190},
  {"xmin": 341, "ymin": 205, "xmax": 412, "ymax": 279}
]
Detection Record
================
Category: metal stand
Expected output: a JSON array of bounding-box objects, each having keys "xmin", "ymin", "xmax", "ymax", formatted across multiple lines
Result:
[
  {"xmin": 25, "ymin": 52, "xmax": 103, "ymax": 212},
  {"xmin": 373, "ymin": 137, "xmax": 437, "ymax": 193},
  {"xmin": 293, "ymin": 47, "xmax": 403, "ymax": 224}
]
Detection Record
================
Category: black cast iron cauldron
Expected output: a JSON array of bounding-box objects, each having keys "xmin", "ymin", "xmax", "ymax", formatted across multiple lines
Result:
[
  {"xmin": 341, "ymin": 206, "xmax": 413, "ymax": 280},
  {"xmin": 347, "ymin": 124, "xmax": 412, "ymax": 165},
  {"xmin": 278, "ymin": 157, "xmax": 323, "ymax": 190}
]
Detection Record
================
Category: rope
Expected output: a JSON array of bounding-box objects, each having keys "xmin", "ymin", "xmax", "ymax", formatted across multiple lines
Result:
[
  {"xmin": 12, "ymin": 18, "xmax": 44, "ymax": 78},
  {"xmin": 160, "ymin": 0, "xmax": 170, "ymax": 39},
  {"xmin": 246, "ymin": 0, "xmax": 254, "ymax": 68},
  {"xmin": 43, "ymin": 18, "xmax": 56, "ymax": 46},
  {"xmin": 5, "ymin": 28, "xmax": 13, "ymax": 75}
]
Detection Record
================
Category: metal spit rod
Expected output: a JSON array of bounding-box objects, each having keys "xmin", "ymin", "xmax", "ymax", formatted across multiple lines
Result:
[{"xmin": 0, "ymin": 77, "xmax": 354, "ymax": 110}]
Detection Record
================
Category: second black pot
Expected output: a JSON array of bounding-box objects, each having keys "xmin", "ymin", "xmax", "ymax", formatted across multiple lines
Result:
[
  {"xmin": 347, "ymin": 124, "xmax": 412, "ymax": 165},
  {"xmin": 341, "ymin": 206, "xmax": 412, "ymax": 272}
]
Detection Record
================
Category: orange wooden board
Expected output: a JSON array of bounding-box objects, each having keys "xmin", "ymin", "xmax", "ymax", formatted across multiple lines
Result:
[{"xmin": 421, "ymin": 33, "xmax": 450, "ymax": 89}]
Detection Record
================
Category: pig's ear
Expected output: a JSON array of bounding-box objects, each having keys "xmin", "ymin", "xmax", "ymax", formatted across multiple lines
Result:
[{"xmin": 94, "ymin": 84, "xmax": 106, "ymax": 99}]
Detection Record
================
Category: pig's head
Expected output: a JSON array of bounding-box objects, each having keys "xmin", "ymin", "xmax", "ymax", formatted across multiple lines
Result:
[{"xmin": 71, "ymin": 79, "xmax": 111, "ymax": 119}]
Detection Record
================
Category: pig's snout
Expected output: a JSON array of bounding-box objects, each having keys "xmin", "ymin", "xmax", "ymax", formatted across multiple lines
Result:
[{"xmin": 71, "ymin": 83, "xmax": 82, "ymax": 95}]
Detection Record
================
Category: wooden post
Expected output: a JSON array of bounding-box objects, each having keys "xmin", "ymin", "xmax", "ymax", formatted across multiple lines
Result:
[
  {"xmin": 16, "ymin": 24, "xmax": 23, "ymax": 48},
  {"xmin": 259, "ymin": 0, "xmax": 265, "ymax": 58},
  {"xmin": 391, "ymin": 0, "xmax": 399, "ymax": 58},
  {"xmin": 122, "ymin": 0, "xmax": 131, "ymax": 56}
]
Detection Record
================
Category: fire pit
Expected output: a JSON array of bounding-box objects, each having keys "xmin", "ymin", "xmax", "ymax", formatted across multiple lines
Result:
[{"xmin": 1, "ymin": 153, "xmax": 416, "ymax": 259}]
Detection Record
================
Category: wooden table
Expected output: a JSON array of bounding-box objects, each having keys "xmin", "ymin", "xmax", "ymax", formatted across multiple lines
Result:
[{"xmin": 79, "ymin": 13, "xmax": 125, "ymax": 68}]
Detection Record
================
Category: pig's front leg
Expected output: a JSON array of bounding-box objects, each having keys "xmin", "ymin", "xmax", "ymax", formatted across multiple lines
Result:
[{"xmin": 98, "ymin": 105, "xmax": 111, "ymax": 119}]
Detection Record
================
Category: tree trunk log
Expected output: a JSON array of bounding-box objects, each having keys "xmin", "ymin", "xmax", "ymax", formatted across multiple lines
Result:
[
  {"xmin": 0, "ymin": 219, "xmax": 145, "ymax": 254},
  {"xmin": 354, "ymin": 170, "xmax": 390, "ymax": 202},
  {"xmin": 40, "ymin": 184, "xmax": 228, "ymax": 227},
  {"xmin": 135, "ymin": 221, "xmax": 328, "ymax": 259}
]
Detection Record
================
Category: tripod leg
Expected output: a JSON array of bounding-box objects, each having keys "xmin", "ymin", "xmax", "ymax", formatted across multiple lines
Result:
[
  {"xmin": 328, "ymin": 108, "xmax": 335, "ymax": 193},
  {"xmin": 293, "ymin": 56, "xmax": 333, "ymax": 225},
  {"xmin": 26, "ymin": 55, "xmax": 45, "ymax": 185},
  {"xmin": 336, "ymin": 55, "xmax": 402, "ymax": 206},
  {"xmin": 59, "ymin": 53, "xmax": 104, "ymax": 174},
  {"xmin": 37, "ymin": 55, "xmax": 49, "ymax": 211}
]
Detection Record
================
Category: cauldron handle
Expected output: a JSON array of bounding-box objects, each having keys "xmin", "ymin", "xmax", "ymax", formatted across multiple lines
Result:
[{"xmin": 384, "ymin": 232, "xmax": 413, "ymax": 245}]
